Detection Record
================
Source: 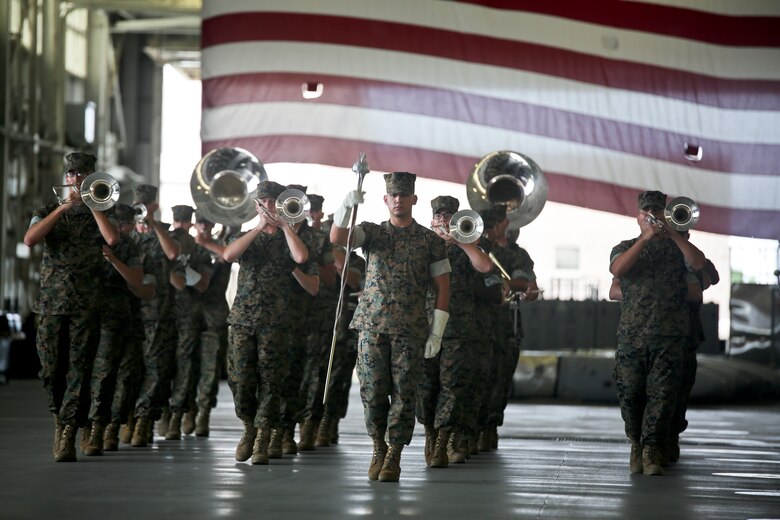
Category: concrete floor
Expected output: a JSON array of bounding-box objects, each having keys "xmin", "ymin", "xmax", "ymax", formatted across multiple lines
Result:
[{"xmin": 1, "ymin": 379, "xmax": 779, "ymax": 520}]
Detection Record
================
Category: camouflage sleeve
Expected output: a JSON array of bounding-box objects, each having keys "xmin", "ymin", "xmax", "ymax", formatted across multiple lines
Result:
[
  {"xmin": 510, "ymin": 247, "xmax": 535, "ymax": 281},
  {"xmin": 610, "ymin": 239, "xmax": 633, "ymax": 266},
  {"xmin": 29, "ymin": 206, "xmax": 50, "ymax": 227},
  {"xmin": 429, "ymin": 234, "xmax": 451, "ymax": 277},
  {"xmin": 356, "ymin": 222, "xmax": 378, "ymax": 250}
]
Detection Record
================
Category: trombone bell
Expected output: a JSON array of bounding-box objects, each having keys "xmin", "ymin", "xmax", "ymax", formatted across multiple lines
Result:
[
  {"xmin": 449, "ymin": 209, "xmax": 484, "ymax": 244},
  {"xmin": 664, "ymin": 196, "xmax": 700, "ymax": 232},
  {"xmin": 275, "ymin": 189, "xmax": 310, "ymax": 225}
]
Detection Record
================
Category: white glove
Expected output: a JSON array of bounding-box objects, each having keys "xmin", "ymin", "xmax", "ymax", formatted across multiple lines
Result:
[
  {"xmin": 424, "ymin": 309, "xmax": 449, "ymax": 359},
  {"xmin": 334, "ymin": 190, "xmax": 364, "ymax": 228},
  {"xmin": 185, "ymin": 265, "xmax": 202, "ymax": 286}
]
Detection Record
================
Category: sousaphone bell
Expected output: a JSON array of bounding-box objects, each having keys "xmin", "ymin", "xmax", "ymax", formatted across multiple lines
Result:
[{"xmin": 190, "ymin": 147, "xmax": 268, "ymax": 227}]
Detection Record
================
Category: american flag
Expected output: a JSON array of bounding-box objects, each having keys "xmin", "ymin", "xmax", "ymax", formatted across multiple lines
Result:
[{"xmin": 200, "ymin": 0, "xmax": 780, "ymax": 239}]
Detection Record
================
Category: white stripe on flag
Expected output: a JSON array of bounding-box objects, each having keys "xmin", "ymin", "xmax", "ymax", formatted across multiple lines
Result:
[
  {"xmin": 202, "ymin": 101, "xmax": 780, "ymax": 210},
  {"xmin": 202, "ymin": 42, "xmax": 780, "ymax": 145}
]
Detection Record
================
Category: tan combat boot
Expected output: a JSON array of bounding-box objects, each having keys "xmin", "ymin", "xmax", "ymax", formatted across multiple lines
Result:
[
  {"xmin": 55, "ymin": 425, "xmax": 78, "ymax": 462},
  {"xmin": 423, "ymin": 426, "xmax": 436, "ymax": 467},
  {"xmin": 195, "ymin": 407, "xmax": 210, "ymax": 437},
  {"xmin": 84, "ymin": 422, "xmax": 106, "ymax": 456},
  {"xmin": 458, "ymin": 436, "xmax": 472, "ymax": 460},
  {"xmin": 329, "ymin": 418, "xmax": 340, "ymax": 444},
  {"xmin": 298, "ymin": 420, "xmax": 316, "ymax": 451},
  {"xmin": 430, "ymin": 430, "xmax": 450, "ymax": 468},
  {"xmin": 235, "ymin": 421, "xmax": 257, "ymax": 462},
  {"xmin": 80, "ymin": 421, "xmax": 91, "ymax": 453},
  {"xmin": 182, "ymin": 411, "xmax": 196, "ymax": 435},
  {"xmin": 282, "ymin": 428, "xmax": 298, "ymax": 455},
  {"xmin": 268, "ymin": 428, "xmax": 283, "ymax": 459},
  {"xmin": 477, "ymin": 429, "xmax": 491, "ymax": 452},
  {"xmin": 629, "ymin": 443, "xmax": 643, "ymax": 474},
  {"xmin": 642, "ymin": 445, "xmax": 664, "ymax": 476},
  {"xmin": 52, "ymin": 414, "xmax": 63, "ymax": 457},
  {"xmin": 378, "ymin": 444, "xmax": 403, "ymax": 482},
  {"xmin": 103, "ymin": 421, "xmax": 120, "ymax": 451},
  {"xmin": 119, "ymin": 416, "xmax": 134, "ymax": 444},
  {"xmin": 448, "ymin": 432, "xmax": 465, "ymax": 464},
  {"xmin": 368, "ymin": 437, "xmax": 388, "ymax": 481},
  {"xmin": 157, "ymin": 409, "xmax": 170, "ymax": 437},
  {"xmin": 251, "ymin": 429, "xmax": 270, "ymax": 465},
  {"xmin": 165, "ymin": 411, "xmax": 182, "ymax": 440},
  {"xmin": 315, "ymin": 417, "xmax": 332, "ymax": 447},
  {"xmin": 131, "ymin": 417, "xmax": 149, "ymax": 447}
]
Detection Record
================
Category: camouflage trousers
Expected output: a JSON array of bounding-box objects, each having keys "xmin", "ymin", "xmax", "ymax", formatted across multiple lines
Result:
[
  {"xmin": 196, "ymin": 320, "xmax": 227, "ymax": 410},
  {"xmin": 416, "ymin": 336, "xmax": 470, "ymax": 431},
  {"xmin": 169, "ymin": 315, "xmax": 202, "ymax": 413},
  {"xmin": 299, "ymin": 330, "xmax": 331, "ymax": 423},
  {"xmin": 35, "ymin": 313, "xmax": 98, "ymax": 426},
  {"xmin": 670, "ymin": 340, "xmax": 698, "ymax": 441},
  {"xmin": 227, "ymin": 324, "xmax": 286, "ymax": 429},
  {"xmin": 356, "ymin": 331, "xmax": 423, "ymax": 445},
  {"xmin": 110, "ymin": 322, "xmax": 144, "ymax": 423},
  {"xmin": 134, "ymin": 319, "xmax": 176, "ymax": 420},
  {"xmin": 613, "ymin": 336, "xmax": 683, "ymax": 446},
  {"xmin": 89, "ymin": 306, "xmax": 132, "ymax": 424},
  {"xmin": 487, "ymin": 336, "xmax": 520, "ymax": 428},
  {"xmin": 323, "ymin": 333, "xmax": 358, "ymax": 420},
  {"xmin": 279, "ymin": 331, "xmax": 307, "ymax": 429},
  {"xmin": 459, "ymin": 334, "xmax": 492, "ymax": 441}
]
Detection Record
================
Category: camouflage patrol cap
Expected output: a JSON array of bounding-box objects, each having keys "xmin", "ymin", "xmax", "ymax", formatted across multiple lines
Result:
[
  {"xmin": 430, "ymin": 196, "xmax": 460, "ymax": 215},
  {"xmin": 287, "ymin": 184, "xmax": 307, "ymax": 193},
  {"xmin": 64, "ymin": 152, "xmax": 97, "ymax": 174},
  {"xmin": 172, "ymin": 205, "xmax": 194, "ymax": 222},
  {"xmin": 308, "ymin": 194, "xmax": 324, "ymax": 212},
  {"xmin": 479, "ymin": 207, "xmax": 507, "ymax": 229},
  {"xmin": 256, "ymin": 180, "xmax": 286, "ymax": 200},
  {"xmin": 133, "ymin": 184, "xmax": 158, "ymax": 204},
  {"xmin": 384, "ymin": 172, "xmax": 416, "ymax": 196},
  {"xmin": 112, "ymin": 203, "xmax": 135, "ymax": 224},
  {"xmin": 638, "ymin": 190, "xmax": 667, "ymax": 210}
]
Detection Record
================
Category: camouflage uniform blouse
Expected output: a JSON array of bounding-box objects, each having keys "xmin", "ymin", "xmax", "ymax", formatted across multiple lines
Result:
[
  {"xmin": 30, "ymin": 204, "xmax": 105, "ymax": 316},
  {"xmin": 427, "ymin": 244, "xmax": 479, "ymax": 339},
  {"xmin": 170, "ymin": 228, "xmax": 212, "ymax": 321},
  {"xmin": 611, "ymin": 237, "xmax": 690, "ymax": 339},
  {"xmin": 228, "ymin": 229, "xmax": 307, "ymax": 327},
  {"xmin": 133, "ymin": 227, "xmax": 177, "ymax": 322},
  {"xmin": 293, "ymin": 223, "xmax": 334, "ymax": 326},
  {"xmin": 350, "ymin": 220, "xmax": 450, "ymax": 339},
  {"xmin": 201, "ymin": 238, "xmax": 231, "ymax": 323},
  {"xmin": 100, "ymin": 233, "xmax": 142, "ymax": 316}
]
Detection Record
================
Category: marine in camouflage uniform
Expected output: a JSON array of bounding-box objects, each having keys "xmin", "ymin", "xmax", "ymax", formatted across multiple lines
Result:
[
  {"xmin": 275, "ymin": 185, "xmax": 327, "ymax": 455},
  {"xmin": 610, "ymin": 190, "xmax": 706, "ymax": 476},
  {"xmin": 416, "ymin": 196, "xmax": 492, "ymax": 468},
  {"xmin": 85, "ymin": 204, "xmax": 144, "ymax": 455},
  {"xmin": 321, "ymin": 247, "xmax": 365, "ymax": 444},
  {"xmin": 484, "ymin": 225, "xmax": 538, "ymax": 450},
  {"xmin": 166, "ymin": 205, "xmax": 212, "ymax": 440},
  {"xmin": 191, "ymin": 214, "xmax": 233, "ymax": 437},
  {"xmin": 223, "ymin": 181, "xmax": 310, "ymax": 465},
  {"xmin": 24, "ymin": 152, "xmax": 120, "ymax": 462},
  {"xmin": 130, "ymin": 184, "xmax": 182, "ymax": 447},
  {"xmin": 669, "ymin": 256, "xmax": 719, "ymax": 462},
  {"xmin": 330, "ymin": 172, "xmax": 451, "ymax": 482}
]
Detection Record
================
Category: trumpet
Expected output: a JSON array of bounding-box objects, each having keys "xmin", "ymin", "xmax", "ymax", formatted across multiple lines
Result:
[
  {"xmin": 644, "ymin": 196, "xmax": 700, "ymax": 232},
  {"xmin": 52, "ymin": 172, "xmax": 120, "ymax": 211},
  {"xmin": 255, "ymin": 188, "xmax": 311, "ymax": 228}
]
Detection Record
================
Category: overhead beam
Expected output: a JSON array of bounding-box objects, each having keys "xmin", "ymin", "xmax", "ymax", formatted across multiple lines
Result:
[
  {"xmin": 112, "ymin": 15, "xmax": 200, "ymax": 34},
  {"xmin": 66, "ymin": 0, "xmax": 201, "ymax": 16}
]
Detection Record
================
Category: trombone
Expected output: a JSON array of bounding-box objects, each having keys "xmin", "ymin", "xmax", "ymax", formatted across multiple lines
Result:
[
  {"xmin": 52, "ymin": 172, "xmax": 120, "ymax": 211},
  {"xmin": 255, "ymin": 188, "xmax": 311, "ymax": 228},
  {"xmin": 645, "ymin": 196, "xmax": 700, "ymax": 232},
  {"xmin": 433, "ymin": 209, "xmax": 485, "ymax": 244}
]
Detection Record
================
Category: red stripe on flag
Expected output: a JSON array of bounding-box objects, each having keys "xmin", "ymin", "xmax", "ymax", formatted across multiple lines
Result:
[
  {"xmin": 201, "ymin": 13, "xmax": 780, "ymax": 111},
  {"xmin": 201, "ymin": 135, "xmax": 780, "ymax": 239},
  {"xmin": 203, "ymin": 72, "xmax": 780, "ymax": 176},
  {"xmin": 451, "ymin": 0, "xmax": 780, "ymax": 47}
]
